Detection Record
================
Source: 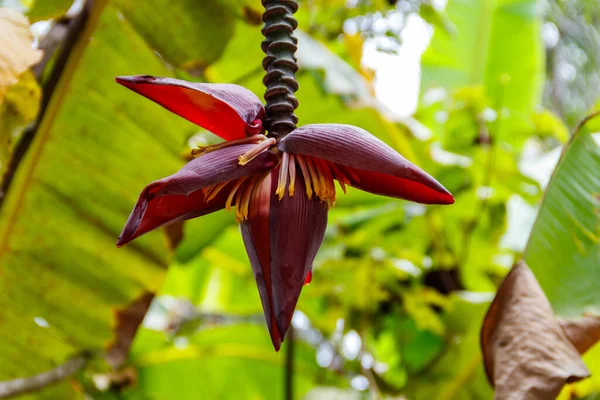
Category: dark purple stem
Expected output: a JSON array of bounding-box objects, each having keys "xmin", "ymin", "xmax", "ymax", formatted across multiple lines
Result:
[{"xmin": 261, "ymin": 0, "xmax": 299, "ymax": 138}]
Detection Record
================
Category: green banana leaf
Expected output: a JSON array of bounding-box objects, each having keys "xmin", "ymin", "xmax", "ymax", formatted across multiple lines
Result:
[
  {"xmin": 0, "ymin": 0, "xmax": 239, "ymax": 384},
  {"xmin": 421, "ymin": 0, "xmax": 544, "ymax": 133},
  {"xmin": 525, "ymin": 113, "xmax": 600, "ymax": 397}
]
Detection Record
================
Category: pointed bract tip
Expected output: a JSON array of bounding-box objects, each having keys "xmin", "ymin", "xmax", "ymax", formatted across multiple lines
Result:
[
  {"xmin": 431, "ymin": 189, "xmax": 455, "ymax": 205},
  {"xmin": 270, "ymin": 322, "xmax": 283, "ymax": 351},
  {"xmin": 114, "ymin": 76, "xmax": 133, "ymax": 85},
  {"xmin": 115, "ymin": 75, "xmax": 157, "ymax": 86},
  {"xmin": 435, "ymin": 185, "xmax": 455, "ymax": 204},
  {"xmin": 272, "ymin": 337, "xmax": 282, "ymax": 352}
]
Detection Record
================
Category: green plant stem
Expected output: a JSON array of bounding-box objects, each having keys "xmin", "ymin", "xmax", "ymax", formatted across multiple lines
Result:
[{"xmin": 285, "ymin": 326, "xmax": 295, "ymax": 400}]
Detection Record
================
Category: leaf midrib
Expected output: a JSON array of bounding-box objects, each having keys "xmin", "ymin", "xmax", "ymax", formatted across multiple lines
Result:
[
  {"xmin": 470, "ymin": 0, "xmax": 496, "ymax": 85},
  {"xmin": 0, "ymin": 0, "xmax": 109, "ymax": 260}
]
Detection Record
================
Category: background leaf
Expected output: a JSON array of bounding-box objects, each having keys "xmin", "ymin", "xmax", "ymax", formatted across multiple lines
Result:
[
  {"xmin": 0, "ymin": 0, "xmax": 233, "ymax": 381},
  {"xmin": 27, "ymin": 0, "xmax": 74, "ymax": 22},
  {"xmin": 525, "ymin": 115, "xmax": 600, "ymax": 318},
  {"xmin": 421, "ymin": 0, "xmax": 544, "ymax": 136}
]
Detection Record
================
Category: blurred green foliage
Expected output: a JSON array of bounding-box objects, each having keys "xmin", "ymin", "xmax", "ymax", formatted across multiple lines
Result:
[{"xmin": 0, "ymin": 0, "xmax": 599, "ymax": 399}]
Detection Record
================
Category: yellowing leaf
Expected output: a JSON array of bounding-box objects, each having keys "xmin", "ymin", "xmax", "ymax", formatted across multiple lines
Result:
[
  {"xmin": 532, "ymin": 109, "xmax": 570, "ymax": 142},
  {"xmin": 0, "ymin": 70, "xmax": 41, "ymax": 177},
  {"xmin": 0, "ymin": 7, "xmax": 42, "ymax": 102},
  {"xmin": 403, "ymin": 288, "xmax": 447, "ymax": 336},
  {"xmin": 27, "ymin": 0, "xmax": 74, "ymax": 22}
]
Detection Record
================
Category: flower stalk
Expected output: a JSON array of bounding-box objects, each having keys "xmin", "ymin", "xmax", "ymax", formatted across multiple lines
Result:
[{"xmin": 261, "ymin": 0, "xmax": 299, "ymax": 137}]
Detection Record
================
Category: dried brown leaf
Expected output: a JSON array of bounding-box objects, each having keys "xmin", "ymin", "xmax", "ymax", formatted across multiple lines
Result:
[
  {"xmin": 0, "ymin": 8, "xmax": 43, "ymax": 102},
  {"xmin": 162, "ymin": 220, "xmax": 184, "ymax": 251},
  {"xmin": 560, "ymin": 315, "xmax": 600, "ymax": 355},
  {"xmin": 106, "ymin": 291, "xmax": 154, "ymax": 369},
  {"xmin": 481, "ymin": 261, "xmax": 590, "ymax": 399},
  {"xmin": 241, "ymin": 5, "xmax": 262, "ymax": 25}
]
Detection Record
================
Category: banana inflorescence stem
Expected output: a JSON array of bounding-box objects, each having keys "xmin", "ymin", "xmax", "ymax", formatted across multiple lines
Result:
[{"xmin": 261, "ymin": 0, "xmax": 300, "ymax": 138}]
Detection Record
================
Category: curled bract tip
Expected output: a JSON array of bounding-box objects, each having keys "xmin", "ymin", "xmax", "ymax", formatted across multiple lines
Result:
[
  {"xmin": 117, "ymin": 144, "xmax": 277, "ymax": 246},
  {"xmin": 279, "ymin": 123, "xmax": 454, "ymax": 205}
]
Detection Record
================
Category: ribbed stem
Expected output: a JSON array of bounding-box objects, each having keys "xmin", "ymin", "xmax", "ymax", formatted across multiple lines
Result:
[{"xmin": 261, "ymin": 0, "xmax": 299, "ymax": 138}]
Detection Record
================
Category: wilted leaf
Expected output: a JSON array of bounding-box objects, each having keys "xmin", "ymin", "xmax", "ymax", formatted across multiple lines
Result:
[
  {"xmin": 240, "ymin": 4, "xmax": 261, "ymax": 25},
  {"xmin": 0, "ymin": 7, "xmax": 43, "ymax": 101},
  {"xmin": 481, "ymin": 261, "xmax": 589, "ymax": 399},
  {"xmin": 162, "ymin": 221, "xmax": 184, "ymax": 251},
  {"xmin": 106, "ymin": 291, "xmax": 154, "ymax": 369},
  {"xmin": 560, "ymin": 315, "xmax": 600, "ymax": 355}
]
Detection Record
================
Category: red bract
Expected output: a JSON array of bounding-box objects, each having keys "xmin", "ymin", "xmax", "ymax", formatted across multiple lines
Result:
[{"xmin": 116, "ymin": 75, "xmax": 454, "ymax": 350}]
